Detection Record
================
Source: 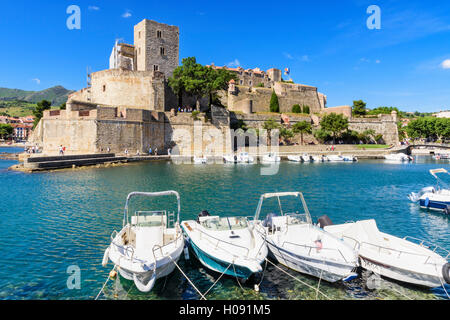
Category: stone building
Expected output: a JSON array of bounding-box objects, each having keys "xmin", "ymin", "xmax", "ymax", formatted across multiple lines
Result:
[
  {"xmin": 134, "ymin": 19, "xmax": 179, "ymax": 78},
  {"xmin": 207, "ymin": 64, "xmax": 282, "ymax": 88}
]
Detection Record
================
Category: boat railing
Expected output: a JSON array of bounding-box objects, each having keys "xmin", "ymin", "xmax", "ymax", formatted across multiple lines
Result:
[
  {"xmin": 196, "ymin": 227, "xmax": 250, "ymax": 257},
  {"xmin": 281, "ymin": 241, "xmax": 350, "ymax": 264},
  {"xmin": 359, "ymin": 241, "xmax": 448, "ymax": 264},
  {"xmin": 152, "ymin": 230, "xmax": 184, "ymax": 260},
  {"xmin": 403, "ymin": 236, "xmax": 450, "ymax": 260}
]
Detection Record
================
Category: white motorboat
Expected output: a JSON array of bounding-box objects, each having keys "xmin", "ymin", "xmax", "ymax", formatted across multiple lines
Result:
[
  {"xmin": 433, "ymin": 153, "xmax": 450, "ymax": 160},
  {"xmin": 253, "ymin": 192, "xmax": 359, "ymax": 283},
  {"xmin": 182, "ymin": 212, "xmax": 268, "ymax": 281},
  {"xmin": 223, "ymin": 154, "xmax": 238, "ymax": 163},
  {"xmin": 238, "ymin": 152, "xmax": 255, "ymax": 163},
  {"xmin": 301, "ymin": 154, "xmax": 312, "ymax": 162},
  {"xmin": 328, "ymin": 155, "xmax": 357, "ymax": 162},
  {"xmin": 194, "ymin": 156, "xmax": 207, "ymax": 164},
  {"xmin": 287, "ymin": 155, "xmax": 302, "ymax": 162},
  {"xmin": 102, "ymin": 191, "xmax": 184, "ymax": 293},
  {"xmin": 261, "ymin": 153, "xmax": 281, "ymax": 163},
  {"xmin": 324, "ymin": 219, "xmax": 450, "ymax": 288},
  {"xmin": 311, "ymin": 155, "xmax": 324, "ymax": 162},
  {"xmin": 408, "ymin": 169, "xmax": 450, "ymax": 214},
  {"xmin": 384, "ymin": 153, "xmax": 413, "ymax": 162}
]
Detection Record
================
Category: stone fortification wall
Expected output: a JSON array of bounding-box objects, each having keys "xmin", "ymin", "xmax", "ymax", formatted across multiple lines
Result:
[
  {"xmin": 226, "ymin": 82, "xmax": 324, "ymax": 115},
  {"xmin": 348, "ymin": 113, "xmax": 399, "ymax": 145},
  {"xmin": 86, "ymin": 69, "xmax": 166, "ymax": 111}
]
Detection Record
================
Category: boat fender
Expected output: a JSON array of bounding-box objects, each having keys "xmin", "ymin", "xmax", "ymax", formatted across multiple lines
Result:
[
  {"xmin": 424, "ymin": 198, "xmax": 430, "ymax": 208},
  {"xmin": 102, "ymin": 247, "xmax": 111, "ymax": 267},
  {"xmin": 443, "ymin": 263, "xmax": 450, "ymax": 285},
  {"xmin": 317, "ymin": 215, "xmax": 333, "ymax": 229},
  {"xmin": 133, "ymin": 273, "xmax": 156, "ymax": 293},
  {"xmin": 184, "ymin": 246, "xmax": 190, "ymax": 260}
]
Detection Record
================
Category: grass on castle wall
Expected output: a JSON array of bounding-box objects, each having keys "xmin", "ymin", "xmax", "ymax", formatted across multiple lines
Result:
[{"xmin": 357, "ymin": 144, "xmax": 390, "ymax": 149}]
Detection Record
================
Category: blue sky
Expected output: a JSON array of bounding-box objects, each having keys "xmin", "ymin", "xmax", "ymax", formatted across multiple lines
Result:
[{"xmin": 0, "ymin": 0, "xmax": 449, "ymax": 112}]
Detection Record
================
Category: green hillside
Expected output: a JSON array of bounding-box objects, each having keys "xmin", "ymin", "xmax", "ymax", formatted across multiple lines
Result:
[{"xmin": 0, "ymin": 86, "xmax": 74, "ymax": 106}]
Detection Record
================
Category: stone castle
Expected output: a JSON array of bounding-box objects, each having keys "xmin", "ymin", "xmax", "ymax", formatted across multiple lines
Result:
[{"xmin": 30, "ymin": 19, "xmax": 399, "ymax": 155}]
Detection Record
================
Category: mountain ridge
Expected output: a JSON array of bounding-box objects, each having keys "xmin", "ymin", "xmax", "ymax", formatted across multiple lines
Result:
[{"xmin": 0, "ymin": 86, "xmax": 74, "ymax": 106}]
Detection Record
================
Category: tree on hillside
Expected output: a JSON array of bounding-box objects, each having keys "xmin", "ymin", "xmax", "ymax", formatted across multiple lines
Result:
[
  {"xmin": 60, "ymin": 102, "xmax": 66, "ymax": 110},
  {"xmin": 207, "ymin": 67, "xmax": 238, "ymax": 108},
  {"xmin": 168, "ymin": 57, "xmax": 237, "ymax": 111},
  {"xmin": 292, "ymin": 121, "xmax": 312, "ymax": 145},
  {"xmin": 292, "ymin": 104, "xmax": 302, "ymax": 114},
  {"xmin": 352, "ymin": 100, "xmax": 367, "ymax": 116},
  {"xmin": 280, "ymin": 128, "xmax": 294, "ymax": 144},
  {"xmin": 168, "ymin": 57, "xmax": 209, "ymax": 111},
  {"xmin": 263, "ymin": 118, "xmax": 281, "ymax": 146},
  {"xmin": 320, "ymin": 113, "xmax": 349, "ymax": 144},
  {"xmin": 269, "ymin": 91, "xmax": 280, "ymax": 113},
  {"xmin": 0, "ymin": 124, "xmax": 13, "ymax": 140},
  {"xmin": 32, "ymin": 100, "xmax": 51, "ymax": 128},
  {"xmin": 303, "ymin": 105, "xmax": 310, "ymax": 115}
]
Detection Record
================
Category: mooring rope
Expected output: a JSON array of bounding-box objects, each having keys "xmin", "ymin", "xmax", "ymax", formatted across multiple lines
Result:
[
  {"xmin": 167, "ymin": 255, "xmax": 207, "ymax": 300},
  {"xmin": 203, "ymin": 263, "xmax": 233, "ymax": 298},
  {"xmin": 232, "ymin": 261, "xmax": 245, "ymax": 292},
  {"xmin": 315, "ymin": 269, "xmax": 323, "ymax": 300},
  {"xmin": 264, "ymin": 258, "xmax": 332, "ymax": 300},
  {"xmin": 95, "ymin": 265, "xmax": 116, "ymax": 300}
]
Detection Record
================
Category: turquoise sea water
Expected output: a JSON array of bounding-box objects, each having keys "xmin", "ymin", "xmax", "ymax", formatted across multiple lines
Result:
[{"xmin": 0, "ymin": 148, "xmax": 449, "ymax": 300}]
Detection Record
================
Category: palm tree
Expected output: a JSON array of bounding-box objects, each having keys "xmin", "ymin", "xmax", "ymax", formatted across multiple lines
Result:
[
  {"xmin": 292, "ymin": 121, "xmax": 312, "ymax": 145},
  {"xmin": 263, "ymin": 118, "xmax": 281, "ymax": 146}
]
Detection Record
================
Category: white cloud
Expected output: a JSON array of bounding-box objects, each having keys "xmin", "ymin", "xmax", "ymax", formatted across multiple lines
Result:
[
  {"xmin": 227, "ymin": 59, "xmax": 240, "ymax": 68},
  {"xmin": 283, "ymin": 52, "xmax": 293, "ymax": 60},
  {"xmin": 88, "ymin": 6, "xmax": 100, "ymax": 11},
  {"xmin": 32, "ymin": 78, "xmax": 41, "ymax": 85},
  {"xmin": 122, "ymin": 10, "xmax": 132, "ymax": 18},
  {"xmin": 375, "ymin": 60, "xmax": 381, "ymax": 64},
  {"xmin": 300, "ymin": 55, "xmax": 310, "ymax": 62},
  {"xmin": 441, "ymin": 59, "xmax": 450, "ymax": 69}
]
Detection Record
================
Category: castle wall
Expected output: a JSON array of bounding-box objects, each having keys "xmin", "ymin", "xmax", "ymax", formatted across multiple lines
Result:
[
  {"xmin": 75, "ymin": 69, "xmax": 166, "ymax": 111},
  {"xmin": 348, "ymin": 114, "xmax": 399, "ymax": 145},
  {"xmin": 227, "ymin": 82, "xmax": 323, "ymax": 114}
]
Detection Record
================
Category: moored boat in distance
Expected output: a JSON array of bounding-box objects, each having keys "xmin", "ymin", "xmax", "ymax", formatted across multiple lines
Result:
[
  {"xmin": 384, "ymin": 153, "xmax": 413, "ymax": 162},
  {"xmin": 238, "ymin": 152, "xmax": 255, "ymax": 163},
  {"xmin": 408, "ymin": 168, "xmax": 450, "ymax": 214},
  {"xmin": 301, "ymin": 154, "xmax": 312, "ymax": 162},
  {"xmin": 102, "ymin": 191, "xmax": 184, "ymax": 293},
  {"xmin": 181, "ymin": 211, "xmax": 268, "ymax": 281},
  {"xmin": 261, "ymin": 153, "xmax": 281, "ymax": 163},
  {"xmin": 287, "ymin": 155, "xmax": 302, "ymax": 162},
  {"xmin": 253, "ymin": 192, "xmax": 359, "ymax": 283},
  {"xmin": 328, "ymin": 155, "xmax": 358, "ymax": 162},
  {"xmin": 324, "ymin": 219, "xmax": 450, "ymax": 288},
  {"xmin": 194, "ymin": 156, "xmax": 208, "ymax": 164}
]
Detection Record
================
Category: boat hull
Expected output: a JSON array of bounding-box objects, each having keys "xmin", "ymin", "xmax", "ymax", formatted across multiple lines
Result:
[
  {"xmin": 419, "ymin": 199, "xmax": 450, "ymax": 212},
  {"xmin": 266, "ymin": 239, "xmax": 356, "ymax": 283},
  {"xmin": 185, "ymin": 236, "xmax": 257, "ymax": 280},
  {"xmin": 360, "ymin": 255, "xmax": 444, "ymax": 288}
]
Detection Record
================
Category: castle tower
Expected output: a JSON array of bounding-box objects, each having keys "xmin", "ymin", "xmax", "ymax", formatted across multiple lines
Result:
[{"xmin": 134, "ymin": 19, "xmax": 179, "ymax": 78}]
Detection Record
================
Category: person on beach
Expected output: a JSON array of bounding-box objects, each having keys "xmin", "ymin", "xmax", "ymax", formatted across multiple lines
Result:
[
  {"xmin": 125, "ymin": 149, "xmax": 129, "ymax": 157},
  {"xmin": 149, "ymin": 146, "xmax": 152, "ymax": 155},
  {"xmin": 154, "ymin": 148, "xmax": 158, "ymax": 155},
  {"xmin": 168, "ymin": 148, "xmax": 172, "ymax": 156},
  {"xmin": 59, "ymin": 145, "xmax": 63, "ymax": 155}
]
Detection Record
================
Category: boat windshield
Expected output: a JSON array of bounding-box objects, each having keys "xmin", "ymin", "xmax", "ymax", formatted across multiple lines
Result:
[
  {"xmin": 201, "ymin": 217, "xmax": 248, "ymax": 231},
  {"xmin": 131, "ymin": 211, "xmax": 166, "ymax": 227},
  {"xmin": 286, "ymin": 213, "xmax": 310, "ymax": 225}
]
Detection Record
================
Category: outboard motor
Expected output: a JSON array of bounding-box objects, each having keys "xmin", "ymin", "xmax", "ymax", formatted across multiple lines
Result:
[
  {"xmin": 263, "ymin": 213, "xmax": 278, "ymax": 232},
  {"xmin": 317, "ymin": 215, "xmax": 333, "ymax": 229},
  {"xmin": 197, "ymin": 210, "xmax": 211, "ymax": 223}
]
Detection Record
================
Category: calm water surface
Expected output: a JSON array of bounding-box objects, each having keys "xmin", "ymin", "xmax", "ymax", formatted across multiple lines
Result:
[{"xmin": 0, "ymin": 149, "xmax": 448, "ymax": 300}]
